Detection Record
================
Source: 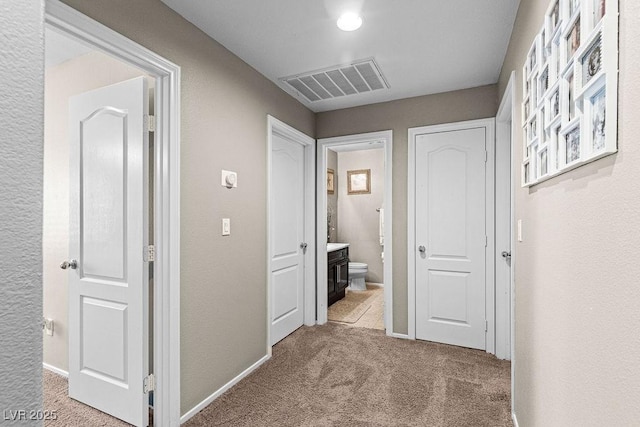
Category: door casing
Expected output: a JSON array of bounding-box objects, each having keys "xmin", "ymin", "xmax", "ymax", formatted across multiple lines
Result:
[
  {"xmin": 45, "ymin": 2, "xmax": 181, "ymax": 425},
  {"xmin": 408, "ymin": 118, "xmax": 496, "ymax": 354},
  {"xmin": 266, "ymin": 115, "xmax": 316, "ymax": 354}
]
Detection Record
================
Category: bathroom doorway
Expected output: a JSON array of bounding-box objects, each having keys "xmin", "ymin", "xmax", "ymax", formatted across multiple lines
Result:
[{"xmin": 316, "ymin": 131, "xmax": 393, "ymax": 333}]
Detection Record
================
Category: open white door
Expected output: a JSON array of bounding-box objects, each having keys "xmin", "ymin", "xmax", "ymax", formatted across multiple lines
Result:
[
  {"xmin": 66, "ymin": 77, "xmax": 150, "ymax": 426},
  {"xmin": 270, "ymin": 131, "xmax": 306, "ymax": 345},
  {"xmin": 414, "ymin": 126, "xmax": 487, "ymax": 350}
]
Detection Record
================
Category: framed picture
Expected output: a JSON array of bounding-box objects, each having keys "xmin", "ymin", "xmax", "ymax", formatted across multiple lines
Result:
[
  {"xmin": 327, "ymin": 168, "xmax": 335, "ymax": 194},
  {"xmin": 551, "ymin": 88, "xmax": 560, "ymax": 119},
  {"xmin": 582, "ymin": 35, "xmax": 602, "ymax": 85},
  {"xmin": 565, "ymin": 125, "xmax": 581, "ymax": 163},
  {"xmin": 347, "ymin": 169, "xmax": 371, "ymax": 195},
  {"xmin": 591, "ymin": 88, "xmax": 606, "ymax": 151},
  {"xmin": 594, "ymin": 0, "xmax": 605, "ymax": 24},
  {"xmin": 567, "ymin": 18, "xmax": 581, "ymax": 59}
]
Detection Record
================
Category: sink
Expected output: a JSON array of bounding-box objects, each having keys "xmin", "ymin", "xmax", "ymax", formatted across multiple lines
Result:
[{"xmin": 327, "ymin": 243, "xmax": 349, "ymax": 252}]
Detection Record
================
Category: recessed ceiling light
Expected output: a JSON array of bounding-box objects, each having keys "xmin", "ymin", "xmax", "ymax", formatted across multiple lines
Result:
[{"xmin": 337, "ymin": 12, "xmax": 362, "ymax": 31}]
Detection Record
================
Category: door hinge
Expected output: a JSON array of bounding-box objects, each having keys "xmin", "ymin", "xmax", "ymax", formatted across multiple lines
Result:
[
  {"xmin": 485, "ymin": 320, "xmax": 488, "ymax": 332},
  {"xmin": 144, "ymin": 114, "xmax": 156, "ymax": 132},
  {"xmin": 143, "ymin": 374, "xmax": 155, "ymax": 393},
  {"xmin": 485, "ymin": 151, "xmax": 488, "ymax": 163},
  {"xmin": 144, "ymin": 245, "xmax": 155, "ymax": 262},
  {"xmin": 485, "ymin": 236, "xmax": 488, "ymax": 247}
]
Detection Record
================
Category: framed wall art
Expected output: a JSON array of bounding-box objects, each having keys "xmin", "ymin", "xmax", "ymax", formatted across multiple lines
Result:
[
  {"xmin": 327, "ymin": 168, "xmax": 335, "ymax": 194},
  {"xmin": 347, "ymin": 169, "xmax": 371, "ymax": 195},
  {"xmin": 521, "ymin": 0, "xmax": 618, "ymax": 187}
]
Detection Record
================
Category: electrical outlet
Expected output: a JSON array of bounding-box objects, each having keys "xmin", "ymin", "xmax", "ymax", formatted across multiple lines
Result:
[
  {"xmin": 222, "ymin": 218, "xmax": 231, "ymax": 236},
  {"xmin": 44, "ymin": 318, "xmax": 54, "ymax": 336}
]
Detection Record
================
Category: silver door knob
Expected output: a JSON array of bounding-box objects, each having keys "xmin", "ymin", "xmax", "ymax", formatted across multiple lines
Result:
[
  {"xmin": 418, "ymin": 245, "xmax": 426, "ymax": 253},
  {"xmin": 60, "ymin": 259, "xmax": 78, "ymax": 270},
  {"xmin": 501, "ymin": 251, "xmax": 511, "ymax": 259},
  {"xmin": 300, "ymin": 242, "xmax": 308, "ymax": 252}
]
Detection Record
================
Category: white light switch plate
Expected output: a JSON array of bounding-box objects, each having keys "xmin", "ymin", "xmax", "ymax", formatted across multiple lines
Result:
[
  {"xmin": 517, "ymin": 219, "xmax": 523, "ymax": 242},
  {"xmin": 222, "ymin": 218, "xmax": 230, "ymax": 236}
]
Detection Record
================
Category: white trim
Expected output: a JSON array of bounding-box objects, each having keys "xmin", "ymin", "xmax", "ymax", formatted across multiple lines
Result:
[
  {"xmin": 390, "ymin": 332, "xmax": 411, "ymax": 340},
  {"xmin": 266, "ymin": 115, "xmax": 316, "ymax": 351},
  {"xmin": 512, "ymin": 412, "xmax": 520, "ymax": 427},
  {"xmin": 498, "ymin": 71, "xmax": 518, "ymax": 416},
  {"xmin": 45, "ymin": 2, "xmax": 181, "ymax": 425},
  {"xmin": 496, "ymin": 72, "xmax": 516, "ymax": 361},
  {"xmin": 407, "ymin": 118, "xmax": 496, "ymax": 353},
  {"xmin": 43, "ymin": 363, "xmax": 69, "ymax": 378},
  {"xmin": 179, "ymin": 354, "xmax": 271, "ymax": 424},
  {"xmin": 316, "ymin": 131, "xmax": 393, "ymax": 334}
]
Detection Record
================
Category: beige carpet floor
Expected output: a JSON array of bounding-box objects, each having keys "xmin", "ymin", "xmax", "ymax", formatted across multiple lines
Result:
[
  {"xmin": 43, "ymin": 369, "xmax": 133, "ymax": 426},
  {"xmin": 185, "ymin": 323, "xmax": 512, "ymax": 427}
]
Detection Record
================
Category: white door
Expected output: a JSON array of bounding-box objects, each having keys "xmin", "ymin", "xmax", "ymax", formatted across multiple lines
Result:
[
  {"xmin": 66, "ymin": 77, "xmax": 149, "ymax": 426},
  {"xmin": 270, "ymin": 132, "xmax": 305, "ymax": 345},
  {"xmin": 415, "ymin": 126, "xmax": 487, "ymax": 350}
]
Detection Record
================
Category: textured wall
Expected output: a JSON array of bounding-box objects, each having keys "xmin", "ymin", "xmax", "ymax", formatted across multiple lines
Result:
[
  {"xmin": 43, "ymin": 50, "xmax": 149, "ymax": 373},
  {"xmin": 499, "ymin": 0, "xmax": 640, "ymax": 425},
  {"xmin": 60, "ymin": 0, "xmax": 315, "ymax": 415},
  {"xmin": 317, "ymin": 85, "xmax": 499, "ymax": 334},
  {"xmin": 337, "ymin": 149, "xmax": 385, "ymax": 283},
  {"xmin": 0, "ymin": 1, "xmax": 44, "ymax": 424}
]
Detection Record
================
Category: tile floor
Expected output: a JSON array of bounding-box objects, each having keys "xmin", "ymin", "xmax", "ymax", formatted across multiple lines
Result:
[{"xmin": 336, "ymin": 283, "xmax": 384, "ymax": 330}]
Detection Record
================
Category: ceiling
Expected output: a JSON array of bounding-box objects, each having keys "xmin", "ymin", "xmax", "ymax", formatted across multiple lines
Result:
[{"xmin": 160, "ymin": 0, "xmax": 520, "ymax": 112}]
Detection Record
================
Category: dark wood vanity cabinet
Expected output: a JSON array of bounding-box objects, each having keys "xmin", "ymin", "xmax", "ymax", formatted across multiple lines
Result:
[{"xmin": 328, "ymin": 247, "xmax": 349, "ymax": 306}]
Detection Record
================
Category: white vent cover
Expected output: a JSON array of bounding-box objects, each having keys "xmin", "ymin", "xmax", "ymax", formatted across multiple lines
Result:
[{"xmin": 281, "ymin": 58, "xmax": 389, "ymax": 102}]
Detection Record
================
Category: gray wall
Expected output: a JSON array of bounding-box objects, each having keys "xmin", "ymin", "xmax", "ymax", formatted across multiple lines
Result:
[
  {"xmin": 60, "ymin": 0, "xmax": 315, "ymax": 414},
  {"xmin": 327, "ymin": 149, "xmax": 338, "ymax": 243},
  {"xmin": 337, "ymin": 149, "xmax": 385, "ymax": 283},
  {"xmin": 498, "ymin": 0, "xmax": 640, "ymax": 425},
  {"xmin": 43, "ymin": 50, "xmax": 149, "ymax": 373},
  {"xmin": 316, "ymin": 85, "xmax": 499, "ymax": 334},
  {"xmin": 0, "ymin": 1, "xmax": 45, "ymax": 423}
]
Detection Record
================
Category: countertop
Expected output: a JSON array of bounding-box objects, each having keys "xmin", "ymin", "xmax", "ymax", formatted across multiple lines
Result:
[{"xmin": 327, "ymin": 243, "xmax": 349, "ymax": 252}]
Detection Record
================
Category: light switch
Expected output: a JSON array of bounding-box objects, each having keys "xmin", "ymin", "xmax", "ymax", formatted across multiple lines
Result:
[
  {"xmin": 517, "ymin": 219, "xmax": 523, "ymax": 242},
  {"xmin": 222, "ymin": 218, "xmax": 231, "ymax": 236}
]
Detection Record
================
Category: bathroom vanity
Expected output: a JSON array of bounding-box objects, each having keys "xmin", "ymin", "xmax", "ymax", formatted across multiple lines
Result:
[{"xmin": 327, "ymin": 243, "xmax": 349, "ymax": 306}]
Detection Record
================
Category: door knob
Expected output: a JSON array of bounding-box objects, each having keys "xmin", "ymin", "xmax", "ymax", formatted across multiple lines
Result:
[
  {"xmin": 300, "ymin": 242, "xmax": 308, "ymax": 253},
  {"xmin": 60, "ymin": 259, "xmax": 78, "ymax": 270},
  {"xmin": 501, "ymin": 251, "xmax": 511, "ymax": 259},
  {"xmin": 418, "ymin": 245, "xmax": 426, "ymax": 254}
]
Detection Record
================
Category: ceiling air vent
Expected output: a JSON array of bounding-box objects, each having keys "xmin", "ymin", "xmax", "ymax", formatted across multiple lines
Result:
[{"xmin": 281, "ymin": 58, "xmax": 389, "ymax": 103}]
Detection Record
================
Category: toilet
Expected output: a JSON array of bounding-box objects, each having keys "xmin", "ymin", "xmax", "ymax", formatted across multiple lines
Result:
[{"xmin": 348, "ymin": 262, "xmax": 368, "ymax": 291}]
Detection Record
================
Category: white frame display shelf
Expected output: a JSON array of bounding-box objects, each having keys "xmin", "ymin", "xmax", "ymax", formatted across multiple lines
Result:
[{"xmin": 521, "ymin": 0, "xmax": 618, "ymax": 187}]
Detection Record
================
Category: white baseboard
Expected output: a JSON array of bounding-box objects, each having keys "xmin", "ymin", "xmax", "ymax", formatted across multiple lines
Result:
[
  {"xmin": 512, "ymin": 411, "xmax": 520, "ymax": 427},
  {"xmin": 43, "ymin": 363, "xmax": 69, "ymax": 378},
  {"xmin": 180, "ymin": 354, "xmax": 271, "ymax": 424}
]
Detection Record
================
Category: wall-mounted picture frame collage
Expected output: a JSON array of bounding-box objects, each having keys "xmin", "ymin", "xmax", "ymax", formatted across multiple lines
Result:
[{"xmin": 521, "ymin": 0, "xmax": 617, "ymax": 187}]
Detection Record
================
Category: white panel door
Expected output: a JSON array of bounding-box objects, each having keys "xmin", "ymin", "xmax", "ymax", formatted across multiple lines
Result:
[
  {"xmin": 67, "ymin": 77, "xmax": 149, "ymax": 426},
  {"xmin": 270, "ymin": 133, "xmax": 305, "ymax": 345},
  {"xmin": 415, "ymin": 127, "xmax": 487, "ymax": 350}
]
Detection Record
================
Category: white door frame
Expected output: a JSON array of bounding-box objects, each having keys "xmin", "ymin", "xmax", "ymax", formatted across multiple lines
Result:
[
  {"xmin": 408, "ymin": 118, "xmax": 496, "ymax": 354},
  {"xmin": 316, "ymin": 130, "xmax": 393, "ymax": 334},
  {"xmin": 496, "ymin": 72, "xmax": 516, "ymax": 416},
  {"xmin": 45, "ymin": 2, "xmax": 181, "ymax": 426},
  {"xmin": 267, "ymin": 115, "xmax": 316, "ymax": 353},
  {"xmin": 496, "ymin": 72, "xmax": 515, "ymax": 361}
]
